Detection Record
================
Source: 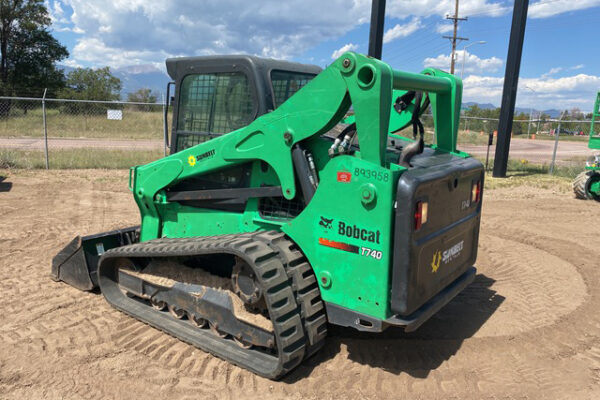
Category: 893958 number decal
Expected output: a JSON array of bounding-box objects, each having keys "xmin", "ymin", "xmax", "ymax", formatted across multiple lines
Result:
[{"xmin": 354, "ymin": 168, "xmax": 389, "ymax": 182}]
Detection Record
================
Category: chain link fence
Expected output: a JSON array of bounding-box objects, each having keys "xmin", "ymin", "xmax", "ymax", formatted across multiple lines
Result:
[
  {"xmin": 0, "ymin": 95, "xmax": 596, "ymax": 175},
  {"xmin": 0, "ymin": 96, "xmax": 166, "ymax": 139},
  {"xmin": 0, "ymin": 96, "xmax": 169, "ymax": 169},
  {"xmin": 394, "ymin": 113, "xmax": 595, "ymax": 177},
  {"xmin": 459, "ymin": 115, "xmax": 595, "ymax": 177}
]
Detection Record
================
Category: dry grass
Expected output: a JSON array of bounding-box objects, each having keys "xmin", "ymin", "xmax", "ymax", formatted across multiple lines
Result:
[
  {"xmin": 484, "ymin": 172, "xmax": 572, "ymax": 192},
  {"xmin": 479, "ymin": 158, "xmax": 579, "ymax": 193},
  {"xmin": 0, "ymin": 107, "xmax": 169, "ymax": 140},
  {"xmin": 0, "ymin": 148, "xmax": 163, "ymax": 169}
]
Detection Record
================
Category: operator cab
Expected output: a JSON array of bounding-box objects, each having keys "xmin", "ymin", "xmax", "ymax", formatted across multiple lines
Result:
[{"xmin": 165, "ymin": 55, "xmax": 322, "ymax": 153}]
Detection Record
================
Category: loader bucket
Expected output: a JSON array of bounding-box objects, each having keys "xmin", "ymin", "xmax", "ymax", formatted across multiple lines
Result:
[{"xmin": 51, "ymin": 226, "xmax": 139, "ymax": 291}]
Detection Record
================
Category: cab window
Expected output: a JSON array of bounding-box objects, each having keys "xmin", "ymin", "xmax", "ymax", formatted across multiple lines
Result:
[
  {"xmin": 270, "ymin": 70, "xmax": 315, "ymax": 108},
  {"xmin": 177, "ymin": 72, "xmax": 255, "ymax": 135}
]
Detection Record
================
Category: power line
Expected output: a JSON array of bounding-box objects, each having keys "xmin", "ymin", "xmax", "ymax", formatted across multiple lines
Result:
[{"xmin": 384, "ymin": 0, "xmax": 578, "ymax": 73}]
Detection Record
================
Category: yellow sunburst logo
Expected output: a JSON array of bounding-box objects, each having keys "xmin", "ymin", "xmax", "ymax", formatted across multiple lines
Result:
[
  {"xmin": 431, "ymin": 250, "xmax": 442, "ymax": 273},
  {"xmin": 188, "ymin": 155, "xmax": 196, "ymax": 167}
]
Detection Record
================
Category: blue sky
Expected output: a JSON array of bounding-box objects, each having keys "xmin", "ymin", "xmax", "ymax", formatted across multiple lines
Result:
[{"xmin": 47, "ymin": 0, "xmax": 600, "ymax": 111}]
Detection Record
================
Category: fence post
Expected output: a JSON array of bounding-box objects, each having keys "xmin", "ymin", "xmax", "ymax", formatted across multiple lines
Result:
[
  {"xmin": 485, "ymin": 127, "xmax": 493, "ymax": 172},
  {"xmin": 527, "ymin": 108, "xmax": 532, "ymax": 139},
  {"xmin": 42, "ymin": 88, "xmax": 49, "ymax": 169},
  {"xmin": 161, "ymin": 93, "xmax": 167, "ymax": 157},
  {"xmin": 549, "ymin": 111, "xmax": 565, "ymax": 175}
]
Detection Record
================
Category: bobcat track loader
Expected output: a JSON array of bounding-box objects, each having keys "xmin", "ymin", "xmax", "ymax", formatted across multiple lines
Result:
[{"xmin": 52, "ymin": 52, "xmax": 483, "ymax": 379}]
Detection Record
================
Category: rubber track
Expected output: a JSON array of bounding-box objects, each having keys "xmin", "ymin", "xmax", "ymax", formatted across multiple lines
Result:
[
  {"xmin": 253, "ymin": 231, "xmax": 328, "ymax": 357},
  {"xmin": 97, "ymin": 232, "xmax": 307, "ymax": 379}
]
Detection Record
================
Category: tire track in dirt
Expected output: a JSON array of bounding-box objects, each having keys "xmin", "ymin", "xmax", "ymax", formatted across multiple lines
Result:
[
  {"xmin": 458, "ymin": 233, "xmax": 586, "ymax": 337},
  {"xmin": 2, "ymin": 171, "xmax": 599, "ymax": 399}
]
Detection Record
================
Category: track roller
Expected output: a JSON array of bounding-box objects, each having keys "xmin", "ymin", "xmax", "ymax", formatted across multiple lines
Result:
[
  {"xmin": 150, "ymin": 298, "xmax": 166, "ymax": 311},
  {"xmin": 169, "ymin": 305, "xmax": 186, "ymax": 319},
  {"xmin": 188, "ymin": 312, "xmax": 207, "ymax": 328}
]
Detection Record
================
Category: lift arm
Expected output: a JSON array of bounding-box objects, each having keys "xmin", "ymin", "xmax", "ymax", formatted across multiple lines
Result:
[{"xmin": 130, "ymin": 52, "xmax": 462, "ymax": 241}]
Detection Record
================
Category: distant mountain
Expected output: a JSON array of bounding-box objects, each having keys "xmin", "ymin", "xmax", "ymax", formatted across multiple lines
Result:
[
  {"xmin": 514, "ymin": 107, "xmax": 562, "ymax": 118},
  {"xmin": 463, "ymin": 102, "xmax": 496, "ymax": 110},
  {"xmin": 58, "ymin": 64, "xmax": 171, "ymax": 100},
  {"xmin": 463, "ymin": 101, "xmax": 562, "ymax": 118},
  {"xmin": 114, "ymin": 65, "xmax": 170, "ymax": 98},
  {"xmin": 539, "ymin": 109, "xmax": 561, "ymax": 118}
]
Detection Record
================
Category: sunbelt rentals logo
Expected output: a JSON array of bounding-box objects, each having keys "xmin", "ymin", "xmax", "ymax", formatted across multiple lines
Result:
[{"xmin": 431, "ymin": 240, "xmax": 464, "ymax": 273}]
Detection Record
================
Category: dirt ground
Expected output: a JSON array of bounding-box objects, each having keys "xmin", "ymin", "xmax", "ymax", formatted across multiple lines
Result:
[{"xmin": 0, "ymin": 169, "xmax": 599, "ymax": 400}]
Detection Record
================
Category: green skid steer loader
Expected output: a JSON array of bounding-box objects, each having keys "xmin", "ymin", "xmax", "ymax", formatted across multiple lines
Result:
[
  {"xmin": 51, "ymin": 52, "xmax": 484, "ymax": 379},
  {"xmin": 573, "ymin": 91, "xmax": 600, "ymax": 201}
]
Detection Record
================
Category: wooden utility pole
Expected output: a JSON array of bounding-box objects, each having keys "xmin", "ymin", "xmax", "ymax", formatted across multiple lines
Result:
[{"xmin": 443, "ymin": 0, "xmax": 468, "ymax": 74}]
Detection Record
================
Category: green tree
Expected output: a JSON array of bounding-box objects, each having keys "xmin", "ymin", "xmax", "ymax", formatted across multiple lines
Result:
[
  {"xmin": 9, "ymin": 28, "xmax": 68, "ymax": 95},
  {"xmin": 127, "ymin": 88, "xmax": 157, "ymax": 103},
  {"xmin": 61, "ymin": 67, "xmax": 122, "ymax": 101},
  {"xmin": 512, "ymin": 112, "xmax": 529, "ymax": 135},
  {"xmin": 60, "ymin": 67, "xmax": 122, "ymax": 114},
  {"xmin": 127, "ymin": 88, "xmax": 158, "ymax": 111},
  {"xmin": 570, "ymin": 107, "xmax": 583, "ymax": 120},
  {"xmin": 0, "ymin": 0, "xmax": 68, "ymax": 96}
]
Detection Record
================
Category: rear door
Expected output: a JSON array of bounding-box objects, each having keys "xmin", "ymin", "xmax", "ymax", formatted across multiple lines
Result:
[{"xmin": 391, "ymin": 156, "xmax": 483, "ymax": 316}]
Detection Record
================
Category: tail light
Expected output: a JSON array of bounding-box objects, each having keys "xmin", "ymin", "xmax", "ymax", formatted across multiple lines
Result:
[
  {"xmin": 415, "ymin": 201, "xmax": 428, "ymax": 230},
  {"xmin": 471, "ymin": 180, "xmax": 481, "ymax": 203}
]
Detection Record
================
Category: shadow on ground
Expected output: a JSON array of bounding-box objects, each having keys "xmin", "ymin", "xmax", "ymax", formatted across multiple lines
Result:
[
  {"xmin": 285, "ymin": 273, "xmax": 503, "ymax": 381},
  {"xmin": 0, "ymin": 176, "xmax": 12, "ymax": 192}
]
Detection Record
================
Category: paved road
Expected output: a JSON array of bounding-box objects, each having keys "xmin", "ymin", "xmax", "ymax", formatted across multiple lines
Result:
[
  {"xmin": 461, "ymin": 138, "xmax": 590, "ymax": 163},
  {"xmin": 0, "ymin": 136, "xmax": 591, "ymax": 162}
]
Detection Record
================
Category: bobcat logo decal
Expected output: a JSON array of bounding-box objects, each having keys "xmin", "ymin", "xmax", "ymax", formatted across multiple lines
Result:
[{"xmin": 319, "ymin": 217, "xmax": 333, "ymax": 230}]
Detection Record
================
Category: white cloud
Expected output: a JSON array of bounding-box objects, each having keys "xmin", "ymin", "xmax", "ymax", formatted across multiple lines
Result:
[
  {"xmin": 383, "ymin": 17, "xmax": 422, "ymax": 43},
  {"xmin": 49, "ymin": 0, "xmax": 600, "ymax": 72},
  {"xmin": 57, "ymin": 0, "xmax": 372, "ymax": 68},
  {"xmin": 424, "ymin": 50, "xmax": 503, "ymax": 75},
  {"xmin": 59, "ymin": 59, "xmax": 83, "ymax": 68},
  {"xmin": 541, "ymin": 67, "xmax": 562, "ymax": 79},
  {"xmin": 436, "ymin": 23, "xmax": 454, "ymax": 34},
  {"xmin": 384, "ymin": 0, "xmax": 600, "ymax": 20},
  {"xmin": 70, "ymin": 37, "xmax": 169, "ymax": 70},
  {"xmin": 571, "ymin": 64, "xmax": 585, "ymax": 70},
  {"xmin": 53, "ymin": 1, "xmax": 518, "ymax": 69},
  {"xmin": 331, "ymin": 43, "xmax": 359, "ymax": 60},
  {"xmin": 46, "ymin": 0, "xmax": 69, "ymax": 25},
  {"xmin": 521, "ymin": 74, "xmax": 600, "ymax": 95},
  {"xmin": 529, "ymin": 0, "xmax": 600, "ymax": 18},
  {"xmin": 385, "ymin": 0, "xmax": 507, "ymax": 18},
  {"xmin": 462, "ymin": 75, "xmax": 505, "ymax": 102},
  {"xmin": 462, "ymin": 73, "xmax": 600, "ymax": 111}
]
